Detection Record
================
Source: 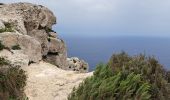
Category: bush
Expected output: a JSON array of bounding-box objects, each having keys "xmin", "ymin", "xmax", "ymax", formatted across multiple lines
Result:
[
  {"xmin": 108, "ymin": 52, "xmax": 170, "ymax": 100},
  {"xmin": 12, "ymin": 44, "xmax": 21, "ymax": 50},
  {"xmin": 0, "ymin": 57, "xmax": 27, "ymax": 100},
  {"xmin": 68, "ymin": 64, "xmax": 151, "ymax": 100},
  {"xmin": 0, "ymin": 41, "xmax": 5, "ymax": 51},
  {"xmin": 0, "ymin": 23, "xmax": 14, "ymax": 33},
  {"xmin": 69, "ymin": 52, "xmax": 170, "ymax": 100}
]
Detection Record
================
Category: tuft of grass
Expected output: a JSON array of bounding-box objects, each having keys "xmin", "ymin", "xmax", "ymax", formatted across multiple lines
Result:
[
  {"xmin": 0, "ymin": 23, "xmax": 14, "ymax": 33},
  {"xmin": 12, "ymin": 44, "xmax": 21, "ymax": 50},
  {"xmin": 0, "ymin": 57, "xmax": 10, "ymax": 66},
  {"xmin": 0, "ymin": 41, "xmax": 5, "ymax": 51}
]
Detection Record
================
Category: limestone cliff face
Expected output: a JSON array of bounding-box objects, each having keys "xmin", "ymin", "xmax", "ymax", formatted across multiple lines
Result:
[{"xmin": 0, "ymin": 2, "xmax": 88, "ymax": 73}]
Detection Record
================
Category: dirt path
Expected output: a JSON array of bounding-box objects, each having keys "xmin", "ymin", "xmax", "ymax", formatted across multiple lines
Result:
[{"xmin": 24, "ymin": 61, "xmax": 93, "ymax": 100}]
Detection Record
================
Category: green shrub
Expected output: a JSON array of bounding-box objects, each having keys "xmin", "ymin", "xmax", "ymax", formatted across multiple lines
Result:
[
  {"xmin": 68, "ymin": 64, "xmax": 151, "ymax": 100},
  {"xmin": 108, "ymin": 52, "xmax": 170, "ymax": 100},
  {"xmin": 12, "ymin": 44, "xmax": 21, "ymax": 50},
  {"xmin": 0, "ymin": 57, "xmax": 27, "ymax": 100},
  {"xmin": 0, "ymin": 23, "xmax": 14, "ymax": 33},
  {"xmin": 0, "ymin": 41, "xmax": 5, "ymax": 51}
]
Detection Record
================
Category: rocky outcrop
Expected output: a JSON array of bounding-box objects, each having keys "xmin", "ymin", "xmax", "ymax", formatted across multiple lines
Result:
[
  {"xmin": 0, "ymin": 2, "xmax": 89, "ymax": 72},
  {"xmin": 0, "ymin": 32, "xmax": 42, "ymax": 63},
  {"xmin": 0, "ymin": 49, "xmax": 29, "ymax": 66},
  {"xmin": 67, "ymin": 57, "xmax": 89, "ymax": 73}
]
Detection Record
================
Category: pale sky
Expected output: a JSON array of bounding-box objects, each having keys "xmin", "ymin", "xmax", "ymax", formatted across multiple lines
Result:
[{"xmin": 1, "ymin": 0, "xmax": 170, "ymax": 37}]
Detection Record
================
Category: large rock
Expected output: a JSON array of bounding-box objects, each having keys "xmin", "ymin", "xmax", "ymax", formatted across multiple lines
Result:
[
  {"xmin": 18, "ymin": 34, "xmax": 42, "ymax": 62},
  {"xmin": 48, "ymin": 38, "xmax": 66, "ymax": 53},
  {"xmin": 0, "ymin": 32, "xmax": 42, "ymax": 63},
  {"xmin": 0, "ymin": 49, "xmax": 29, "ymax": 67},
  {"xmin": 29, "ymin": 29, "xmax": 49, "ymax": 55},
  {"xmin": 0, "ymin": 2, "xmax": 56, "ymax": 34},
  {"xmin": 67, "ymin": 57, "xmax": 89, "ymax": 73},
  {"xmin": 0, "ymin": 2, "xmax": 89, "ymax": 73},
  {"xmin": 45, "ymin": 53, "xmax": 67, "ymax": 69}
]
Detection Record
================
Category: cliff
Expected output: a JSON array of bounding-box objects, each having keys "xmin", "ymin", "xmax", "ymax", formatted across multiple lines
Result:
[
  {"xmin": 0, "ymin": 2, "xmax": 93, "ymax": 99},
  {"xmin": 0, "ymin": 2, "xmax": 88, "ymax": 73}
]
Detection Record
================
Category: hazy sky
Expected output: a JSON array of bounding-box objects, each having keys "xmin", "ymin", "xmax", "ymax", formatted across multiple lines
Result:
[{"xmin": 1, "ymin": 0, "xmax": 170, "ymax": 37}]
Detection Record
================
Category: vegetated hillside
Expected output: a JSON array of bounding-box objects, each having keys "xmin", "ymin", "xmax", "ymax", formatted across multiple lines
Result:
[{"xmin": 69, "ymin": 52, "xmax": 170, "ymax": 100}]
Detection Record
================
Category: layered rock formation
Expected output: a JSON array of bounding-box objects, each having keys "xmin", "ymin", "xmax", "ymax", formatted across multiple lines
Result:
[{"xmin": 0, "ymin": 2, "xmax": 88, "ymax": 72}]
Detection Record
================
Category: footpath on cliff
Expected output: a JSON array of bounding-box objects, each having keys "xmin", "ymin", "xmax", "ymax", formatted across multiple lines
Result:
[{"xmin": 24, "ymin": 61, "xmax": 93, "ymax": 100}]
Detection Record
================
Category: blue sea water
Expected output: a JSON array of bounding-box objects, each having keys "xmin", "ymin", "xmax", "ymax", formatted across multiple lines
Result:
[{"xmin": 63, "ymin": 36, "xmax": 170, "ymax": 71}]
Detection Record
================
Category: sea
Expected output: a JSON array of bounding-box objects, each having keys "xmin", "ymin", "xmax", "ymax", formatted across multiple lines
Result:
[{"xmin": 62, "ymin": 36, "xmax": 170, "ymax": 71}]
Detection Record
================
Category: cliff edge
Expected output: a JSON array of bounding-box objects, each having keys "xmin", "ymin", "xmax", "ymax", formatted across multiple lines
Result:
[
  {"xmin": 0, "ymin": 2, "xmax": 88, "ymax": 73},
  {"xmin": 0, "ymin": 2, "xmax": 93, "ymax": 100}
]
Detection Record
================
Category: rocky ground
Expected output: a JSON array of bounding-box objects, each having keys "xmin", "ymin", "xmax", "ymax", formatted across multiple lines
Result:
[{"xmin": 24, "ymin": 62, "xmax": 93, "ymax": 100}]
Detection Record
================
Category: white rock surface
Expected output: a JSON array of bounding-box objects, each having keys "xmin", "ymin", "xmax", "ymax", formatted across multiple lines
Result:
[
  {"xmin": 0, "ymin": 32, "xmax": 42, "ymax": 63},
  {"xmin": 0, "ymin": 49, "xmax": 29, "ymax": 66},
  {"xmin": 24, "ymin": 62, "xmax": 93, "ymax": 100}
]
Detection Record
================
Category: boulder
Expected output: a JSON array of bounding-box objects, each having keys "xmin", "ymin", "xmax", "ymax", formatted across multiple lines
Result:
[
  {"xmin": 29, "ymin": 29, "xmax": 49, "ymax": 55},
  {"xmin": 0, "ymin": 2, "xmax": 56, "ymax": 34},
  {"xmin": 18, "ymin": 34, "xmax": 42, "ymax": 62},
  {"xmin": 0, "ymin": 49, "xmax": 29, "ymax": 67},
  {"xmin": 45, "ymin": 53, "xmax": 67, "ymax": 69},
  {"xmin": 67, "ymin": 57, "xmax": 89, "ymax": 73},
  {"xmin": 48, "ymin": 38, "xmax": 66, "ymax": 53},
  {"xmin": 0, "ymin": 32, "xmax": 42, "ymax": 63}
]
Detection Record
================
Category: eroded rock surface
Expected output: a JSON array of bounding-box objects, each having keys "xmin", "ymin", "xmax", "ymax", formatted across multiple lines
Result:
[
  {"xmin": 24, "ymin": 62, "xmax": 93, "ymax": 100},
  {"xmin": 67, "ymin": 57, "xmax": 89, "ymax": 73},
  {"xmin": 0, "ymin": 2, "xmax": 89, "ymax": 72},
  {"xmin": 0, "ymin": 2, "xmax": 92, "ymax": 100}
]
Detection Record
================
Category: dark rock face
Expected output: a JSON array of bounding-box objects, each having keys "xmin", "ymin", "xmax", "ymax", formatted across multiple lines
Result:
[{"xmin": 0, "ymin": 2, "xmax": 89, "ymax": 72}]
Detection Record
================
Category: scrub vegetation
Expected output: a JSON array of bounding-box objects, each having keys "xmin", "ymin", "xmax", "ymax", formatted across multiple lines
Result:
[{"xmin": 68, "ymin": 52, "xmax": 170, "ymax": 100}]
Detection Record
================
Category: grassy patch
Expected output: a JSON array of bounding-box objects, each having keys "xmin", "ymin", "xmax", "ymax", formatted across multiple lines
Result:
[
  {"xmin": 0, "ymin": 41, "xmax": 5, "ymax": 51},
  {"xmin": 0, "ymin": 23, "xmax": 14, "ymax": 33},
  {"xmin": 12, "ymin": 44, "xmax": 21, "ymax": 50}
]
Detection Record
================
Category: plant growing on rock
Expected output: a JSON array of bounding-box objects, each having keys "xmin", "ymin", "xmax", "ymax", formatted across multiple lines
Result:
[
  {"xmin": 0, "ymin": 41, "xmax": 5, "ymax": 51},
  {"xmin": 0, "ymin": 57, "xmax": 27, "ymax": 100},
  {"xmin": 12, "ymin": 44, "xmax": 21, "ymax": 50},
  {"xmin": 0, "ymin": 22, "xmax": 14, "ymax": 33}
]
